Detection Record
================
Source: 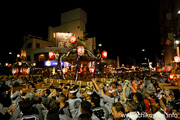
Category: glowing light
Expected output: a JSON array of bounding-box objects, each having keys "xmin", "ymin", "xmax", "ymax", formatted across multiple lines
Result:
[
  {"xmin": 71, "ymin": 35, "xmax": 76, "ymax": 43},
  {"xmin": 5, "ymin": 63, "xmax": 9, "ymax": 67},
  {"xmin": 102, "ymin": 51, "xmax": 107, "ymax": 58},
  {"xmin": 49, "ymin": 51, "xmax": 55, "ymax": 59},
  {"xmin": 175, "ymin": 40, "xmax": 179, "ymax": 44},
  {"xmin": 77, "ymin": 46, "xmax": 85, "ymax": 56},
  {"xmin": 174, "ymin": 56, "xmax": 180, "ymax": 62},
  {"xmin": 170, "ymin": 74, "xmax": 174, "ymax": 79},
  {"xmin": 17, "ymin": 54, "xmax": 20, "ymax": 58}
]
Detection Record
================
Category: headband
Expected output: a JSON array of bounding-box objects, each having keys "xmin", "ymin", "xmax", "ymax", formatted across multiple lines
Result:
[{"xmin": 69, "ymin": 89, "xmax": 78, "ymax": 93}]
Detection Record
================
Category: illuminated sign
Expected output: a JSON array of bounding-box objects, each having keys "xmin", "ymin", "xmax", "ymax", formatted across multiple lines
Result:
[
  {"xmin": 56, "ymin": 33, "xmax": 73, "ymax": 48},
  {"xmin": 44, "ymin": 61, "xmax": 70, "ymax": 67}
]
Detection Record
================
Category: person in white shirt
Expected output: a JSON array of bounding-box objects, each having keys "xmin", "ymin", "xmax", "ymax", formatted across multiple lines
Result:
[{"xmin": 125, "ymin": 100, "xmax": 139, "ymax": 120}]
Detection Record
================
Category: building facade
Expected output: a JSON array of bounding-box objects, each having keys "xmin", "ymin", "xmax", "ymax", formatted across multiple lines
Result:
[
  {"xmin": 22, "ymin": 8, "xmax": 96, "ymax": 67},
  {"xmin": 159, "ymin": 0, "xmax": 180, "ymax": 65}
]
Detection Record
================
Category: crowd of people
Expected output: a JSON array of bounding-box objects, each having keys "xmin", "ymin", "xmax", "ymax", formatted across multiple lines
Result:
[{"xmin": 0, "ymin": 72, "xmax": 180, "ymax": 120}]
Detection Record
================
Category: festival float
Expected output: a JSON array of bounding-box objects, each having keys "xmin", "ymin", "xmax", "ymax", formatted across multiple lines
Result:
[{"xmin": 59, "ymin": 45, "xmax": 98, "ymax": 81}]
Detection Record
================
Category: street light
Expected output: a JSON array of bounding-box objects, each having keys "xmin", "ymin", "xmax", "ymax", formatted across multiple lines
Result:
[
  {"xmin": 98, "ymin": 43, "xmax": 102, "ymax": 47},
  {"xmin": 175, "ymin": 40, "xmax": 179, "ymax": 45},
  {"xmin": 142, "ymin": 49, "xmax": 145, "ymax": 52},
  {"xmin": 9, "ymin": 52, "xmax": 12, "ymax": 55},
  {"xmin": 178, "ymin": 10, "xmax": 180, "ymax": 14}
]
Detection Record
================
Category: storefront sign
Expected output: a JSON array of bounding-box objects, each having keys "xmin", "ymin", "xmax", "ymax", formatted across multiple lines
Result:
[{"xmin": 44, "ymin": 61, "xmax": 70, "ymax": 67}]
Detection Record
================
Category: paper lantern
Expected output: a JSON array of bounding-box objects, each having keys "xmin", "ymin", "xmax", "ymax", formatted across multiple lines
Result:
[
  {"xmin": 17, "ymin": 54, "xmax": 21, "ymax": 58},
  {"xmin": 49, "ymin": 51, "xmax": 55, "ymax": 59},
  {"xmin": 167, "ymin": 65, "xmax": 171, "ymax": 72},
  {"xmin": 5, "ymin": 63, "xmax": 9, "ymax": 67},
  {"xmin": 174, "ymin": 56, "xmax": 180, "ymax": 63},
  {"xmin": 170, "ymin": 73, "xmax": 174, "ymax": 79},
  {"xmin": 19, "ymin": 62, "xmax": 22, "ymax": 66},
  {"xmin": 89, "ymin": 67, "xmax": 95, "ymax": 73},
  {"xmin": 33, "ymin": 63, "xmax": 36, "ymax": 66},
  {"xmin": 77, "ymin": 46, "xmax": 84, "ymax": 56},
  {"xmin": 62, "ymin": 68, "xmax": 68, "ymax": 74},
  {"xmin": 71, "ymin": 35, "xmax": 76, "ymax": 43},
  {"xmin": 162, "ymin": 66, "xmax": 166, "ymax": 72},
  {"xmin": 102, "ymin": 51, "xmax": 107, "ymax": 58}
]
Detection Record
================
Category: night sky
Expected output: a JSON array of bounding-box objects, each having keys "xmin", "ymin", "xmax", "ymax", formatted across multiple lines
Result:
[{"xmin": 0, "ymin": 1, "xmax": 160, "ymax": 66}]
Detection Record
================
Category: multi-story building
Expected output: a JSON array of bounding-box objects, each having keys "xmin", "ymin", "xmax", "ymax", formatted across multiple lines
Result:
[
  {"xmin": 22, "ymin": 8, "xmax": 96, "ymax": 67},
  {"xmin": 159, "ymin": 0, "xmax": 180, "ymax": 65}
]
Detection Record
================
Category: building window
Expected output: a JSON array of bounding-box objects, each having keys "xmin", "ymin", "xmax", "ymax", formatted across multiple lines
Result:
[
  {"xmin": 36, "ymin": 43, "xmax": 40, "ymax": 48},
  {"xmin": 27, "ymin": 56, "xmax": 30, "ymax": 61},
  {"xmin": 27, "ymin": 43, "xmax": 32, "ymax": 49}
]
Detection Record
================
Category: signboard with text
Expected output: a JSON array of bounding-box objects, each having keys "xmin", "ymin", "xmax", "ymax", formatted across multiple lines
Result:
[
  {"xmin": 44, "ymin": 61, "xmax": 71, "ymax": 67},
  {"xmin": 56, "ymin": 33, "xmax": 73, "ymax": 48}
]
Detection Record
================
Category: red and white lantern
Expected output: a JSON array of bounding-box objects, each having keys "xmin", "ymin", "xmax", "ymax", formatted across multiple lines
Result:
[
  {"xmin": 102, "ymin": 51, "xmax": 107, "ymax": 58},
  {"xmin": 170, "ymin": 73, "xmax": 174, "ymax": 79},
  {"xmin": 89, "ymin": 67, "xmax": 95, "ymax": 73},
  {"xmin": 5, "ymin": 63, "xmax": 9, "ymax": 67},
  {"xmin": 17, "ymin": 54, "xmax": 21, "ymax": 58},
  {"xmin": 71, "ymin": 35, "xmax": 76, "ymax": 43},
  {"xmin": 77, "ymin": 46, "xmax": 84, "ymax": 56},
  {"xmin": 162, "ymin": 66, "xmax": 166, "ymax": 72},
  {"xmin": 174, "ymin": 56, "xmax": 180, "ymax": 63},
  {"xmin": 62, "ymin": 67, "xmax": 68, "ymax": 74},
  {"xmin": 18, "ymin": 62, "xmax": 22, "ymax": 66},
  {"xmin": 167, "ymin": 65, "xmax": 171, "ymax": 72},
  {"xmin": 49, "ymin": 51, "xmax": 55, "ymax": 59},
  {"xmin": 33, "ymin": 63, "xmax": 36, "ymax": 66}
]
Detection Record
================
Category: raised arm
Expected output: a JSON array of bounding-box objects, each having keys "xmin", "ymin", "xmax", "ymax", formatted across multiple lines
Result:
[
  {"xmin": 92, "ymin": 79, "xmax": 100, "ymax": 92},
  {"xmin": 122, "ymin": 83, "xmax": 127, "ymax": 102}
]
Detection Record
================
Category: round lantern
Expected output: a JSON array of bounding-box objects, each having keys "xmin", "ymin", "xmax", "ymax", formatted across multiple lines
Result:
[
  {"xmin": 77, "ymin": 46, "xmax": 84, "ymax": 56},
  {"xmin": 89, "ymin": 67, "xmax": 95, "ymax": 73},
  {"xmin": 71, "ymin": 35, "xmax": 76, "ymax": 43},
  {"xmin": 102, "ymin": 51, "xmax": 107, "ymax": 58},
  {"xmin": 167, "ymin": 65, "xmax": 171, "ymax": 72},
  {"xmin": 162, "ymin": 66, "xmax": 166, "ymax": 72},
  {"xmin": 17, "ymin": 54, "xmax": 21, "ymax": 58},
  {"xmin": 5, "ymin": 63, "xmax": 9, "ymax": 67},
  {"xmin": 170, "ymin": 73, "xmax": 174, "ymax": 79},
  {"xmin": 62, "ymin": 68, "xmax": 68, "ymax": 74},
  {"xmin": 49, "ymin": 51, "xmax": 55, "ymax": 59},
  {"xmin": 174, "ymin": 56, "xmax": 180, "ymax": 63},
  {"xmin": 33, "ymin": 63, "xmax": 36, "ymax": 66},
  {"xmin": 18, "ymin": 62, "xmax": 22, "ymax": 66}
]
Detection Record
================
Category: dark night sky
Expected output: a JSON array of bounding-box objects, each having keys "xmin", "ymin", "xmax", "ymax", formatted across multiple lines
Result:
[{"xmin": 0, "ymin": 1, "xmax": 161, "ymax": 66}]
